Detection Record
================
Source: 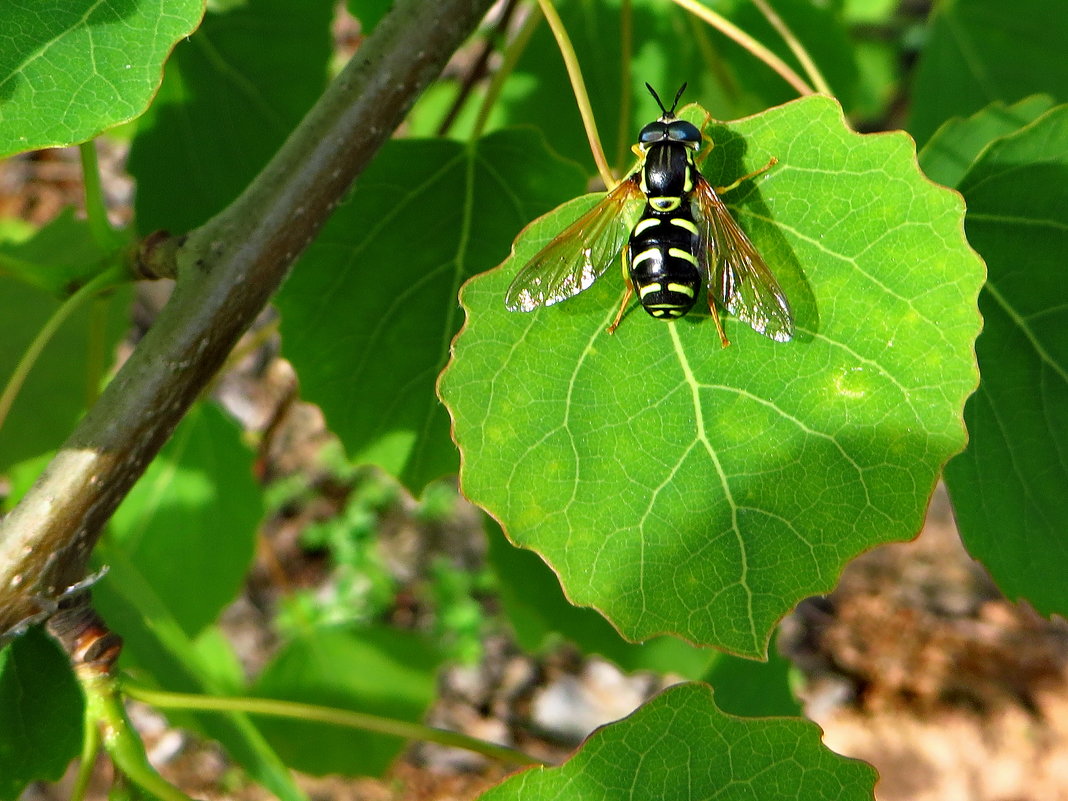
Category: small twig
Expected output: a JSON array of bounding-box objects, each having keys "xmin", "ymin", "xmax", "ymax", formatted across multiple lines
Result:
[
  {"xmin": 750, "ymin": 0, "xmax": 833, "ymax": 96},
  {"xmin": 471, "ymin": 4, "xmax": 541, "ymax": 140},
  {"xmin": 437, "ymin": 0, "xmax": 521, "ymax": 136},
  {"xmin": 668, "ymin": 0, "xmax": 814, "ymax": 96}
]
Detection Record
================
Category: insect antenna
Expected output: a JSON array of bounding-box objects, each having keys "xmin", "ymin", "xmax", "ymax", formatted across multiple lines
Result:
[
  {"xmin": 645, "ymin": 82, "xmax": 668, "ymax": 114},
  {"xmin": 669, "ymin": 83, "xmax": 687, "ymax": 113},
  {"xmin": 645, "ymin": 82, "xmax": 688, "ymax": 117}
]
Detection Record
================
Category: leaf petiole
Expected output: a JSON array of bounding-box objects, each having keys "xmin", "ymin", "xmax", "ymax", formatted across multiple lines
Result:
[
  {"xmin": 534, "ymin": 0, "xmax": 616, "ymax": 187},
  {"xmin": 122, "ymin": 681, "xmax": 547, "ymax": 767}
]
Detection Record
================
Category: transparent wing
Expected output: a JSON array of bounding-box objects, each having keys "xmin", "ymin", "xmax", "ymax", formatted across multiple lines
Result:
[
  {"xmin": 693, "ymin": 175, "xmax": 794, "ymax": 342},
  {"xmin": 505, "ymin": 176, "xmax": 643, "ymax": 312}
]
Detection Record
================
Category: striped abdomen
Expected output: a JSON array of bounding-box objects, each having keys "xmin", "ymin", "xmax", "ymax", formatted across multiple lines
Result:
[{"xmin": 627, "ymin": 207, "xmax": 701, "ymax": 320}]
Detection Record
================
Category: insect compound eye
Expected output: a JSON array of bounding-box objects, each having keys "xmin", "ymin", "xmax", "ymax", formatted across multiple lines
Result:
[
  {"xmin": 638, "ymin": 122, "xmax": 668, "ymax": 144},
  {"xmin": 667, "ymin": 120, "xmax": 702, "ymax": 144}
]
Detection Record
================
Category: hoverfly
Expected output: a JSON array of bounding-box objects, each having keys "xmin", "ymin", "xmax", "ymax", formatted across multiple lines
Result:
[{"xmin": 505, "ymin": 83, "xmax": 793, "ymax": 346}]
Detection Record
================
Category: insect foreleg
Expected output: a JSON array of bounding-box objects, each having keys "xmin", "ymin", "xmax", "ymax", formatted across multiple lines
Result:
[{"xmin": 715, "ymin": 156, "xmax": 778, "ymax": 194}]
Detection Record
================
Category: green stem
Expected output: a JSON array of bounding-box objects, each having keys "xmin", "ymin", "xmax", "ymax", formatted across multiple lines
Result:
[
  {"xmin": 71, "ymin": 707, "xmax": 100, "ymax": 801},
  {"xmin": 82, "ymin": 672, "xmax": 196, "ymax": 801},
  {"xmin": 0, "ymin": 265, "xmax": 123, "ymax": 436},
  {"xmin": 123, "ymin": 682, "xmax": 547, "ymax": 768},
  {"xmin": 80, "ymin": 142, "xmax": 118, "ymax": 249},
  {"xmin": 614, "ymin": 0, "xmax": 634, "ymax": 171},
  {"xmin": 669, "ymin": 0, "xmax": 814, "ymax": 96},
  {"xmin": 0, "ymin": 251, "xmax": 45, "ymax": 281},
  {"xmin": 750, "ymin": 0, "xmax": 832, "ymax": 95},
  {"xmin": 535, "ymin": 0, "xmax": 616, "ymax": 187}
]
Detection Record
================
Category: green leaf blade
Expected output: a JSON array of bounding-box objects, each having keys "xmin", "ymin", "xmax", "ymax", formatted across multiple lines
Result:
[
  {"xmin": 0, "ymin": 279, "xmax": 130, "ymax": 472},
  {"xmin": 944, "ymin": 105, "xmax": 1068, "ymax": 617},
  {"xmin": 276, "ymin": 129, "xmax": 586, "ymax": 492},
  {"xmin": 441, "ymin": 96, "xmax": 983, "ymax": 656},
  {"xmin": 477, "ymin": 683, "xmax": 876, "ymax": 801},
  {"xmin": 907, "ymin": 0, "xmax": 1068, "ymax": 145},
  {"xmin": 127, "ymin": 0, "xmax": 334, "ymax": 233},
  {"xmin": 253, "ymin": 627, "xmax": 441, "ymax": 777},
  {"xmin": 0, "ymin": 0, "xmax": 204, "ymax": 157},
  {"xmin": 919, "ymin": 96, "xmax": 1056, "ymax": 189},
  {"xmin": 0, "ymin": 629, "xmax": 84, "ymax": 800},
  {"xmin": 104, "ymin": 403, "xmax": 262, "ymax": 636}
]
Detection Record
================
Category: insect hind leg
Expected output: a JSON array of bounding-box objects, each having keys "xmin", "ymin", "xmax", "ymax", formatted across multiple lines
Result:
[{"xmin": 608, "ymin": 245, "xmax": 634, "ymax": 334}]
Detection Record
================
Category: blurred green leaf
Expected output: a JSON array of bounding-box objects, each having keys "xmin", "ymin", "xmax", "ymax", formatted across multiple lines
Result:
[
  {"xmin": 347, "ymin": 0, "xmax": 394, "ymax": 31},
  {"xmin": 90, "ymin": 403, "xmax": 301, "ymax": 797},
  {"xmin": 439, "ymin": 96, "xmax": 983, "ymax": 657},
  {"xmin": 253, "ymin": 626, "xmax": 441, "ymax": 777},
  {"xmin": 0, "ymin": 279, "xmax": 130, "ymax": 472},
  {"xmin": 486, "ymin": 519, "xmax": 714, "ymax": 679},
  {"xmin": 101, "ymin": 402, "xmax": 261, "ymax": 636},
  {"xmin": 0, "ymin": 0, "xmax": 204, "ymax": 157},
  {"xmin": 703, "ymin": 632, "xmax": 801, "ymax": 718},
  {"xmin": 276, "ymin": 128, "xmax": 586, "ymax": 492},
  {"xmin": 127, "ymin": 0, "xmax": 333, "ymax": 233},
  {"xmin": 94, "ymin": 547, "xmax": 306, "ymax": 801},
  {"xmin": 477, "ymin": 683, "xmax": 876, "ymax": 800},
  {"xmin": 850, "ymin": 40, "xmax": 899, "ymax": 125},
  {"xmin": 943, "ymin": 105, "xmax": 1068, "ymax": 617},
  {"xmin": 0, "ymin": 209, "xmax": 116, "ymax": 296},
  {"xmin": 0, "ymin": 628, "xmax": 83, "ymax": 801},
  {"xmin": 908, "ymin": 0, "xmax": 1068, "ymax": 144},
  {"xmin": 920, "ymin": 95, "xmax": 1056, "ymax": 188}
]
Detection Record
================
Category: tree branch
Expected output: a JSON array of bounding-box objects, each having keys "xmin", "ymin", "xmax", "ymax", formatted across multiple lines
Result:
[{"xmin": 0, "ymin": 0, "xmax": 495, "ymax": 641}]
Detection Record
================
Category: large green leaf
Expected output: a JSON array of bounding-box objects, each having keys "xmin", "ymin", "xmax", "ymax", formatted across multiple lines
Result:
[
  {"xmin": 439, "ymin": 95, "xmax": 983, "ymax": 657},
  {"xmin": 0, "ymin": 278, "xmax": 130, "ymax": 472},
  {"xmin": 276, "ymin": 129, "xmax": 586, "ymax": 492},
  {"xmin": 907, "ymin": 0, "xmax": 1068, "ymax": 145},
  {"xmin": 127, "ymin": 0, "xmax": 333, "ymax": 233},
  {"xmin": 0, "ymin": 628, "xmax": 83, "ymax": 801},
  {"xmin": 252, "ymin": 627, "xmax": 441, "ymax": 777},
  {"xmin": 477, "ymin": 683, "xmax": 876, "ymax": 800},
  {"xmin": 0, "ymin": 0, "xmax": 204, "ymax": 157},
  {"xmin": 100, "ymin": 402, "xmax": 261, "ymax": 636},
  {"xmin": 943, "ymin": 105, "xmax": 1068, "ymax": 617}
]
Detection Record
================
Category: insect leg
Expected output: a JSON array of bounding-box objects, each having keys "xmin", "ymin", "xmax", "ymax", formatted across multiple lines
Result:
[
  {"xmin": 695, "ymin": 112, "xmax": 715, "ymax": 163},
  {"xmin": 707, "ymin": 293, "xmax": 731, "ymax": 348},
  {"xmin": 715, "ymin": 157, "xmax": 778, "ymax": 194},
  {"xmin": 608, "ymin": 244, "xmax": 634, "ymax": 334}
]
